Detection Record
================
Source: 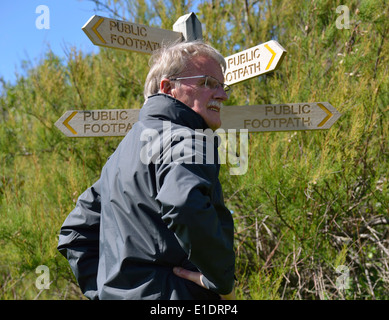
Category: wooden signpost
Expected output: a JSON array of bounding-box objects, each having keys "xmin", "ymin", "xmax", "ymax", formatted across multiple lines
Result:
[
  {"xmin": 55, "ymin": 109, "xmax": 139, "ymax": 137},
  {"xmin": 224, "ymin": 40, "xmax": 287, "ymax": 86},
  {"xmin": 82, "ymin": 15, "xmax": 183, "ymax": 54},
  {"xmin": 82, "ymin": 12, "xmax": 204, "ymax": 54},
  {"xmin": 220, "ymin": 102, "xmax": 341, "ymax": 132},
  {"xmin": 55, "ymin": 102, "xmax": 340, "ymax": 137},
  {"xmin": 55, "ymin": 12, "xmax": 341, "ymax": 138}
]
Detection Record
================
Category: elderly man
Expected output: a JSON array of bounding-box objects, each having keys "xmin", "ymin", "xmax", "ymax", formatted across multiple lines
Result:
[{"xmin": 58, "ymin": 40, "xmax": 235, "ymax": 300}]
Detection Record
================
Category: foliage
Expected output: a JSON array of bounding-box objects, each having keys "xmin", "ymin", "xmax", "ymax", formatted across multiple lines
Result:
[{"xmin": 0, "ymin": 0, "xmax": 388, "ymax": 299}]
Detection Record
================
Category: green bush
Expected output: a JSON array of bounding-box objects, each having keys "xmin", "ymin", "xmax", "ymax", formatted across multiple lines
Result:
[{"xmin": 1, "ymin": 0, "xmax": 387, "ymax": 299}]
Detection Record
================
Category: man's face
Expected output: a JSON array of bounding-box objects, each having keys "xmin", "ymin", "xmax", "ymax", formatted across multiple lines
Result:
[{"xmin": 168, "ymin": 55, "xmax": 228, "ymax": 131}]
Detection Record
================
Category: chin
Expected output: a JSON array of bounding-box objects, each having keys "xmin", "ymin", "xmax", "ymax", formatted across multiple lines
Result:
[{"xmin": 208, "ymin": 122, "xmax": 221, "ymax": 131}]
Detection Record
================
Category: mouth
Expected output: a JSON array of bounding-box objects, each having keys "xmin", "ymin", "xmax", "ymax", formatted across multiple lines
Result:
[
  {"xmin": 207, "ymin": 100, "xmax": 223, "ymax": 113},
  {"xmin": 209, "ymin": 106, "xmax": 220, "ymax": 112}
]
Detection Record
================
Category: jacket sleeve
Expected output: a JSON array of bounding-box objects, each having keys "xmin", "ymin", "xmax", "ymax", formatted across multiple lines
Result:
[
  {"xmin": 156, "ymin": 158, "xmax": 235, "ymax": 295},
  {"xmin": 57, "ymin": 180, "xmax": 101, "ymax": 300}
]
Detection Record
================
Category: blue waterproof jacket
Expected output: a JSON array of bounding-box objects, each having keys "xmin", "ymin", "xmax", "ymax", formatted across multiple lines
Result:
[{"xmin": 58, "ymin": 94, "xmax": 235, "ymax": 299}]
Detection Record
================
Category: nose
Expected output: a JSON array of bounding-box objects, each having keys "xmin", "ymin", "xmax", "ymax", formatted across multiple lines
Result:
[{"xmin": 214, "ymin": 86, "xmax": 229, "ymax": 101}]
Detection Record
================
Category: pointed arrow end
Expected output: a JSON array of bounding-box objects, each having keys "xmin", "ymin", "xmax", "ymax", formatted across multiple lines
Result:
[
  {"xmin": 317, "ymin": 102, "xmax": 341, "ymax": 128},
  {"xmin": 82, "ymin": 15, "xmax": 106, "ymax": 44}
]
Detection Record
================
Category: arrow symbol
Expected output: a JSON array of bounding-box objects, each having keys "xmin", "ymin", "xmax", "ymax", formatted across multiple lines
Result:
[
  {"xmin": 264, "ymin": 44, "xmax": 276, "ymax": 70},
  {"xmin": 91, "ymin": 17, "xmax": 106, "ymax": 44},
  {"xmin": 63, "ymin": 111, "xmax": 78, "ymax": 135},
  {"xmin": 317, "ymin": 103, "xmax": 333, "ymax": 127}
]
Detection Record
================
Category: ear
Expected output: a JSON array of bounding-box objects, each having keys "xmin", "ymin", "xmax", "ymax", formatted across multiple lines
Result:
[{"xmin": 160, "ymin": 78, "xmax": 173, "ymax": 96}]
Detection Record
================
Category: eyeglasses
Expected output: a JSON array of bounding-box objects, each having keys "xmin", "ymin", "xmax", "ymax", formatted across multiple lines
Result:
[{"xmin": 169, "ymin": 75, "xmax": 231, "ymax": 96}]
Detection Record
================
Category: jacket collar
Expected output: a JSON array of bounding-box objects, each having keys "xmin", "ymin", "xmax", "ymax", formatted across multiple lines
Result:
[{"xmin": 139, "ymin": 94, "xmax": 209, "ymax": 131}]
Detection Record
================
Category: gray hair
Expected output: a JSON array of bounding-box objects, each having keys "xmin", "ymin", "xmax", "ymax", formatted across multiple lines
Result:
[{"xmin": 144, "ymin": 40, "xmax": 226, "ymax": 99}]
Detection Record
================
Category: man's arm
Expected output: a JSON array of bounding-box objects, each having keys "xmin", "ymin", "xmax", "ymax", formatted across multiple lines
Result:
[
  {"xmin": 57, "ymin": 180, "xmax": 101, "ymax": 300},
  {"xmin": 156, "ymin": 159, "xmax": 235, "ymax": 295}
]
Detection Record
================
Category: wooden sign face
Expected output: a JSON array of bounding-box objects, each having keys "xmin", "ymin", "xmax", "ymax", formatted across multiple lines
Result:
[
  {"xmin": 220, "ymin": 102, "xmax": 341, "ymax": 132},
  {"xmin": 55, "ymin": 102, "xmax": 340, "ymax": 137},
  {"xmin": 224, "ymin": 40, "xmax": 287, "ymax": 86},
  {"xmin": 55, "ymin": 109, "xmax": 140, "ymax": 137},
  {"xmin": 82, "ymin": 15, "xmax": 182, "ymax": 54}
]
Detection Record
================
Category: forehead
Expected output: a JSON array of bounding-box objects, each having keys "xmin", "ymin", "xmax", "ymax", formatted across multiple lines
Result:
[{"xmin": 184, "ymin": 55, "xmax": 224, "ymax": 80}]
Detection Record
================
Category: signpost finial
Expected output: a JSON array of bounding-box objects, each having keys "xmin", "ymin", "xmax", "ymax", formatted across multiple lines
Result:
[{"xmin": 173, "ymin": 12, "xmax": 203, "ymax": 41}]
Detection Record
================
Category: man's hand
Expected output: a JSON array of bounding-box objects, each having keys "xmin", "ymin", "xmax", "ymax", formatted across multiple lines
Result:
[{"xmin": 173, "ymin": 267, "xmax": 236, "ymax": 300}]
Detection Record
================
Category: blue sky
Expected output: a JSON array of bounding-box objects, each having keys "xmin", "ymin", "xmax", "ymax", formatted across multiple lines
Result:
[{"xmin": 0, "ymin": 0, "xmax": 107, "ymax": 84}]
